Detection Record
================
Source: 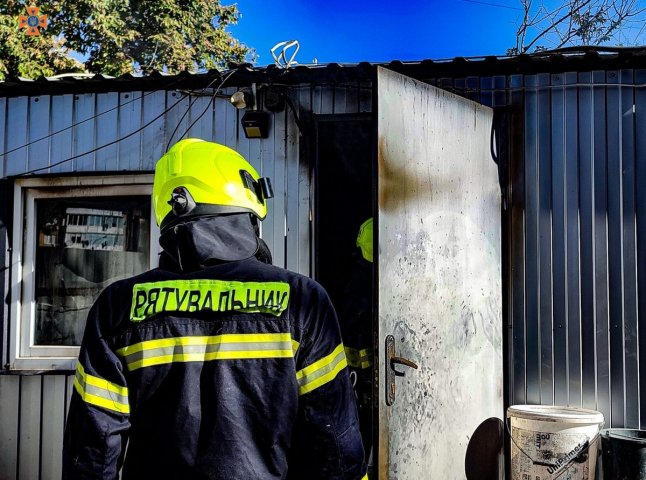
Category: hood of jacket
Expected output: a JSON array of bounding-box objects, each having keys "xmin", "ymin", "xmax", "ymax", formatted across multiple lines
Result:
[{"xmin": 158, "ymin": 213, "xmax": 261, "ymax": 272}]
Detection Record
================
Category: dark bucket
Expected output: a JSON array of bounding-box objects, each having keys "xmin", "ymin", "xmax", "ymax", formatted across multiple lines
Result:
[{"xmin": 600, "ymin": 429, "xmax": 646, "ymax": 479}]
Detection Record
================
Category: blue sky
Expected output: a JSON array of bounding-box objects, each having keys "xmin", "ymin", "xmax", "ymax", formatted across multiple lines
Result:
[{"xmin": 230, "ymin": 0, "xmax": 525, "ymax": 65}]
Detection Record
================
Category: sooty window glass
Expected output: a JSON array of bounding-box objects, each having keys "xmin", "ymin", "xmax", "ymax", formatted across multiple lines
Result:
[{"xmin": 34, "ymin": 196, "xmax": 150, "ymax": 346}]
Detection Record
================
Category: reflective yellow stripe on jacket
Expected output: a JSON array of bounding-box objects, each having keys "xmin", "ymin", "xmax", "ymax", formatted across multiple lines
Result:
[
  {"xmin": 116, "ymin": 333, "xmax": 297, "ymax": 371},
  {"xmin": 296, "ymin": 343, "xmax": 347, "ymax": 395},
  {"xmin": 345, "ymin": 346, "xmax": 373, "ymax": 369},
  {"xmin": 73, "ymin": 362, "xmax": 130, "ymax": 414}
]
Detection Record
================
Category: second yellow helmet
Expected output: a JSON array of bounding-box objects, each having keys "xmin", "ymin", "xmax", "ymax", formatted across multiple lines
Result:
[{"xmin": 356, "ymin": 218, "xmax": 373, "ymax": 263}]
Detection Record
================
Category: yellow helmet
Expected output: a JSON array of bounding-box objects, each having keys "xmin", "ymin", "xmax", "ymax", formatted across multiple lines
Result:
[
  {"xmin": 356, "ymin": 218, "xmax": 373, "ymax": 263},
  {"xmin": 153, "ymin": 139, "xmax": 272, "ymax": 230}
]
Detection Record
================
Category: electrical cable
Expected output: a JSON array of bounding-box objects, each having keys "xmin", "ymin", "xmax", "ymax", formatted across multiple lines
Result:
[
  {"xmin": 164, "ymin": 92, "xmax": 199, "ymax": 152},
  {"xmin": 0, "ymin": 78, "xmax": 186, "ymax": 158},
  {"xmin": 171, "ymin": 69, "xmax": 237, "ymax": 149},
  {"xmin": 164, "ymin": 73, "xmax": 225, "ymax": 152},
  {"xmin": 0, "ymin": 74, "xmax": 231, "ymax": 158},
  {"xmin": 9, "ymin": 92, "xmax": 188, "ymax": 178}
]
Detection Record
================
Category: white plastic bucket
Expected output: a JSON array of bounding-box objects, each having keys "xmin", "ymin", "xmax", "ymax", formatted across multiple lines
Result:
[{"xmin": 507, "ymin": 405, "xmax": 604, "ymax": 480}]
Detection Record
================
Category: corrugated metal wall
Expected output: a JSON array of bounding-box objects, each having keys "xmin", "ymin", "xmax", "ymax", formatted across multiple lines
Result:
[
  {"xmin": 437, "ymin": 69, "xmax": 645, "ymax": 430},
  {"xmin": 511, "ymin": 69, "xmax": 645, "ymax": 429},
  {"xmin": 0, "ymin": 82, "xmax": 372, "ymax": 480},
  {"xmin": 1, "ymin": 65, "xmax": 645, "ymax": 478}
]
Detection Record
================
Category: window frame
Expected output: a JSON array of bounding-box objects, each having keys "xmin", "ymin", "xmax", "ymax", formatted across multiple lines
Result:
[{"xmin": 8, "ymin": 174, "xmax": 158, "ymax": 371}]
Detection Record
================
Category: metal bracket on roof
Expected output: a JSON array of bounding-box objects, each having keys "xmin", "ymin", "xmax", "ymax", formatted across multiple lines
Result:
[{"xmin": 271, "ymin": 40, "xmax": 300, "ymax": 69}]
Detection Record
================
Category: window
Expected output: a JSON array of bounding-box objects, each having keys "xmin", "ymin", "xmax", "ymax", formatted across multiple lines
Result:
[{"xmin": 9, "ymin": 175, "xmax": 158, "ymax": 370}]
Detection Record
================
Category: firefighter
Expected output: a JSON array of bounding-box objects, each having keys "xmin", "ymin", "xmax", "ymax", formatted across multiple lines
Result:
[
  {"xmin": 63, "ymin": 138, "xmax": 367, "ymax": 480},
  {"xmin": 338, "ymin": 218, "xmax": 374, "ymax": 464}
]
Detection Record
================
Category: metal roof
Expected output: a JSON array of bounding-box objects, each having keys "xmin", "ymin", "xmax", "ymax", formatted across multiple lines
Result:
[{"xmin": 1, "ymin": 47, "xmax": 646, "ymax": 97}]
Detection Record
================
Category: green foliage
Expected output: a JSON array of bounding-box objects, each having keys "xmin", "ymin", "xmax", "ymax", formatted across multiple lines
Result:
[{"xmin": 0, "ymin": 0, "xmax": 253, "ymax": 80}]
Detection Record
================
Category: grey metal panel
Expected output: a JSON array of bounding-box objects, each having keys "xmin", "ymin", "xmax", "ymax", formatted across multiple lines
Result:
[
  {"xmin": 619, "ymin": 69, "xmax": 639, "ymax": 429},
  {"xmin": 492, "ymin": 75, "xmax": 506, "ymax": 108},
  {"xmin": 164, "ymin": 91, "xmax": 189, "ymax": 148},
  {"xmin": 479, "ymin": 76, "xmax": 493, "ymax": 107},
  {"xmin": 72, "ymin": 94, "xmax": 96, "ymax": 172},
  {"xmin": 510, "ymin": 73, "xmax": 527, "ymax": 405},
  {"xmin": 95, "ymin": 92, "xmax": 119, "ymax": 172},
  {"xmin": 118, "ymin": 91, "xmax": 143, "ymax": 171},
  {"xmin": 41, "ymin": 376, "xmax": 66, "ymax": 480},
  {"xmin": 318, "ymin": 86, "xmax": 334, "ymax": 115},
  {"xmin": 6, "ymin": 97, "xmax": 29, "ymax": 175},
  {"xmin": 235, "ymin": 109, "xmax": 251, "ymax": 165},
  {"xmin": 18, "ymin": 376, "xmax": 41, "ymax": 480},
  {"xmin": 258, "ymin": 121, "xmax": 276, "ymax": 261},
  {"xmin": 261, "ymin": 108, "xmax": 282, "ymax": 268},
  {"xmin": 224, "ymin": 87, "xmax": 238, "ymax": 151},
  {"xmin": 524, "ymin": 74, "xmax": 541, "ymax": 405},
  {"xmin": 28, "ymin": 96, "xmax": 51, "ymax": 173},
  {"xmin": 50, "ymin": 95, "xmax": 73, "ymax": 174},
  {"xmin": 592, "ymin": 70, "xmax": 611, "ymax": 415},
  {"xmin": 577, "ymin": 71, "xmax": 597, "ymax": 411},
  {"xmin": 0, "ymin": 97, "xmax": 6, "ymax": 177},
  {"xmin": 550, "ymin": 72, "xmax": 568, "ymax": 407},
  {"xmin": 359, "ymin": 83, "xmax": 371, "ymax": 113},
  {"xmin": 606, "ymin": 69, "xmax": 625, "ymax": 427},
  {"xmin": 285, "ymin": 97, "xmax": 301, "ymax": 274},
  {"xmin": 271, "ymin": 108, "xmax": 287, "ymax": 269},
  {"xmin": 141, "ymin": 91, "xmax": 167, "ymax": 170},
  {"xmin": 0, "ymin": 178, "xmax": 9, "ymax": 368},
  {"xmin": 187, "ymin": 95, "xmax": 214, "ymax": 142},
  {"xmin": 297, "ymin": 86, "xmax": 314, "ymax": 277},
  {"xmin": 333, "ymin": 85, "xmax": 346, "ymax": 114},
  {"xmin": 312, "ymin": 86, "xmax": 323, "ymax": 115},
  {"xmin": 466, "ymin": 76, "xmax": 480, "ymax": 103},
  {"xmin": 65, "ymin": 375, "xmax": 75, "ymax": 420},
  {"xmin": 0, "ymin": 375, "xmax": 20, "ymax": 479},
  {"xmin": 344, "ymin": 83, "xmax": 359, "ymax": 113},
  {"xmin": 564, "ymin": 71, "xmax": 581, "ymax": 408},
  {"xmin": 537, "ymin": 73, "xmax": 554, "ymax": 406},
  {"xmin": 636, "ymin": 69, "xmax": 646, "ymax": 429},
  {"xmin": 212, "ymin": 93, "xmax": 227, "ymax": 146},
  {"xmin": 504, "ymin": 68, "xmax": 645, "ymax": 427}
]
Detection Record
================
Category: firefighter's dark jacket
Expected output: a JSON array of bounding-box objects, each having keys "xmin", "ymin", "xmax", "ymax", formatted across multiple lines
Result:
[
  {"xmin": 338, "ymin": 254, "xmax": 373, "ymax": 371},
  {"xmin": 63, "ymin": 250, "xmax": 366, "ymax": 479}
]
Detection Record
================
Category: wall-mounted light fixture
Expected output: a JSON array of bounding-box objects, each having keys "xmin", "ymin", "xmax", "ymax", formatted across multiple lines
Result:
[
  {"xmin": 230, "ymin": 88, "xmax": 254, "ymax": 110},
  {"xmin": 240, "ymin": 110, "xmax": 269, "ymax": 139},
  {"xmin": 230, "ymin": 84, "xmax": 270, "ymax": 139}
]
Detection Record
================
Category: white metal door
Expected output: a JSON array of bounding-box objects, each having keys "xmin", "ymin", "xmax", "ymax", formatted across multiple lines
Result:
[{"xmin": 377, "ymin": 67, "xmax": 503, "ymax": 479}]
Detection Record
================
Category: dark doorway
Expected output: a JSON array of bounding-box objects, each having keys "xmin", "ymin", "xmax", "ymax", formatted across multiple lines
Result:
[{"xmin": 313, "ymin": 114, "xmax": 374, "ymax": 307}]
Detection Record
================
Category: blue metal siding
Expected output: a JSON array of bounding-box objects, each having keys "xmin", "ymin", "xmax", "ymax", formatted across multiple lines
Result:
[
  {"xmin": 0, "ymin": 83, "xmax": 368, "ymax": 480},
  {"xmin": 637, "ymin": 69, "xmax": 646, "ymax": 431},
  {"xmin": 482, "ymin": 70, "xmax": 642, "ymax": 428},
  {"xmin": 1, "ymin": 66, "xmax": 645, "ymax": 479},
  {"xmin": 431, "ymin": 69, "xmax": 645, "ymax": 429}
]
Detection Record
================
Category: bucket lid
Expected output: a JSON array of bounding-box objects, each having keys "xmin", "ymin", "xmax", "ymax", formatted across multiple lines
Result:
[{"xmin": 507, "ymin": 405, "xmax": 604, "ymax": 424}]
